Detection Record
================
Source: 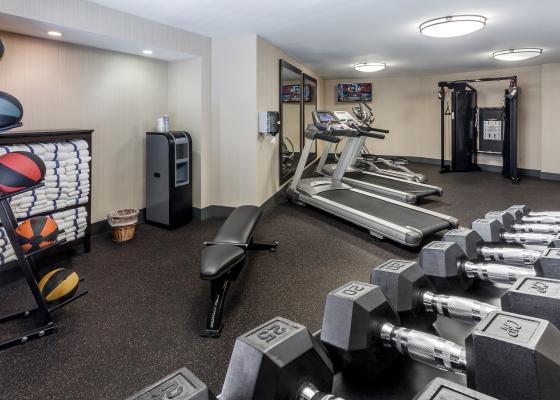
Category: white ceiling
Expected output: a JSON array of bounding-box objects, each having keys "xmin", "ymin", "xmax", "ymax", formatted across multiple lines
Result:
[{"xmin": 90, "ymin": 0, "xmax": 560, "ymax": 78}]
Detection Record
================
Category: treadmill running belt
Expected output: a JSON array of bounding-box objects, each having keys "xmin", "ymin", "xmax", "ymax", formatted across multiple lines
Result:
[
  {"xmin": 344, "ymin": 171, "xmax": 437, "ymax": 197},
  {"xmin": 318, "ymin": 190, "xmax": 451, "ymax": 235}
]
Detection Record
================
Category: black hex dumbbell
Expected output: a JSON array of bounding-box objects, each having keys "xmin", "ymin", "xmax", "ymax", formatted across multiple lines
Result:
[
  {"xmin": 420, "ymin": 240, "xmax": 560, "ymax": 291},
  {"xmin": 220, "ymin": 316, "xmax": 345, "ymax": 400},
  {"xmin": 485, "ymin": 210, "xmax": 560, "ymax": 234},
  {"xmin": 472, "ymin": 215, "xmax": 560, "ymax": 248},
  {"xmin": 507, "ymin": 204, "xmax": 560, "ymax": 225},
  {"xmin": 443, "ymin": 227, "xmax": 544, "ymax": 266},
  {"xmin": 371, "ymin": 259, "xmax": 560, "ymax": 331},
  {"xmin": 125, "ymin": 368, "xmax": 217, "ymax": 400},
  {"xmin": 320, "ymin": 281, "xmax": 560, "ymax": 400},
  {"xmin": 414, "ymin": 378, "xmax": 498, "ymax": 400}
]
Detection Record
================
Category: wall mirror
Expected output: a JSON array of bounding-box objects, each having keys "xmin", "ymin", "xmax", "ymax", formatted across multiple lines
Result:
[
  {"xmin": 279, "ymin": 60, "xmax": 318, "ymax": 184},
  {"xmin": 303, "ymin": 73, "xmax": 318, "ymax": 162}
]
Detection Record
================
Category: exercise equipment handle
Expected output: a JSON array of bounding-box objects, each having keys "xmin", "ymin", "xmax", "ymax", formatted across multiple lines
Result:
[
  {"xmin": 502, "ymin": 231, "xmax": 556, "ymax": 246},
  {"xmin": 479, "ymin": 246, "xmax": 542, "ymax": 266},
  {"xmin": 522, "ymin": 215, "xmax": 560, "ymax": 224},
  {"xmin": 380, "ymin": 323, "xmax": 467, "ymax": 375},
  {"xmin": 367, "ymin": 127, "xmax": 390, "ymax": 134},
  {"xmin": 461, "ymin": 260, "xmax": 536, "ymax": 284},
  {"xmin": 422, "ymin": 291, "xmax": 497, "ymax": 323},
  {"xmin": 314, "ymin": 132, "xmax": 341, "ymax": 143},
  {"xmin": 512, "ymin": 223, "xmax": 560, "ymax": 234}
]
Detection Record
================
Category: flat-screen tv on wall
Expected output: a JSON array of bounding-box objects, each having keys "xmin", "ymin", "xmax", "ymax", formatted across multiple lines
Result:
[
  {"xmin": 282, "ymin": 84, "xmax": 312, "ymax": 102},
  {"xmin": 337, "ymin": 83, "xmax": 372, "ymax": 102}
]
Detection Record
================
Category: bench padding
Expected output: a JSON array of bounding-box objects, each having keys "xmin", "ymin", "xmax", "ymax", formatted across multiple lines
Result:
[
  {"xmin": 200, "ymin": 245, "xmax": 245, "ymax": 280},
  {"xmin": 212, "ymin": 205, "xmax": 262, "ymax": 245}
]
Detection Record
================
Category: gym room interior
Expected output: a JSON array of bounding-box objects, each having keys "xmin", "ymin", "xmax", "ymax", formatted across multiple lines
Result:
[{"xmin": 1, "ymin": 1, "xmax": 560, "ymax": 399}]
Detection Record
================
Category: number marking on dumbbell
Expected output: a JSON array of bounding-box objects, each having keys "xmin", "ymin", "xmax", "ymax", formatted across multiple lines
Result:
[
  {"xmin": 244, "ymin": 318, "xmax": 301, "ymax": 349},
  {"xmin": 334, "ymin": 282, "xmax": 372, "ymax": 298},
  {"xmin": 130, "ymin": 370, "xmax": 200, "ymax": 400},
  {"xmin": 516, "ymin": 277, "xmax": 560, "ymax": 297},
  {"xmin": 483, "ymin": 313, "xmax": 539, "ymax": 342},
  {"xmin": 377, "ymin": 260, "xmax": 414, "ymax": 271}
]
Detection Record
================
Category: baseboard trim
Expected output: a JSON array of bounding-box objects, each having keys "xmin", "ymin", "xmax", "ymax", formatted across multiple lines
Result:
[{"xmin": 392, "ymin": 155, "xmax": 559, "ymax": 182}]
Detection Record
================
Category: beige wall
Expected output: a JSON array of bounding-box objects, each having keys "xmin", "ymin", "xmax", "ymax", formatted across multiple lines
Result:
[
  {"xmin": 168, "ymin": 57, "xmax": 203, "ymax": 207},
  {"xmin": 210, "ymin": 34, "xmax": 258, "ymax": 207},
  {"xmin": 541, "ymin": 63, "xmax": 560, "ymax": 174},
  {"xmin": 0, "ymin": 31, "xmax": 169, "ymax": 222},
  {"xmin": 256, "ymin": 37, "xmax": 324, "ymax": 204},
  {"xmin": 324, "ymin": 65, "xmax": 544, "ymax": 171}
]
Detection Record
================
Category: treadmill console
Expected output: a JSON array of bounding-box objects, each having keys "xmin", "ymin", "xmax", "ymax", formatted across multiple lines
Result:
[
  {"xmin": 333, "ymin": 111, "xmax": 355, "ymax": 123},
  {"xmin": 313, "ymin": 111, "xmax": 346, "ymax": 131}
]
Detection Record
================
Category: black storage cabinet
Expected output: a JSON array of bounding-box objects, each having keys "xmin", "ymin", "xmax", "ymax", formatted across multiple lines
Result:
[{"xmin": 146, "ymin": 131, "xmax": 192, "ymax": 228}]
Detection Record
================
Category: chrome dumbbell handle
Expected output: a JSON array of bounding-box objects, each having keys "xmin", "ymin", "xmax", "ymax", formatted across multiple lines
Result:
[
  {"xmin": 422, "ymin": 291, "xmax": 497, "ymax": 323},
  {"xmin": 298, "ymin": 384, "xmax": 344, "ymax": 400},
  {"xmin": 511, "ymin": 223, "xmax": 560, "ymax": 234},
  {"xmin": 380, "ymin": 323, "xmax": 467, "ymax": 375},
  {"xmin": 478, "ymin": 246, "xmax": 542, "ymax": 266},
  {"xmin": 522, "ymin": 215, "xmax": 560, "ymax": 225},
  {"xmin": 502, "ymin": 231, "xmax": 555, "ymax": 246},
  {"xmin": 461, "ymin": 260, "xmax": 536, "ymax": 284}
]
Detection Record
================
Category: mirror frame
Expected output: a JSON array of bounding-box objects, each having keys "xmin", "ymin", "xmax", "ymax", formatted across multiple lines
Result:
[
  {"xmin": 302, "ymin": 73, "xmax": 318, "ymax": 165},
  {"xmin": 279, "ymin": 59, "xmax": 303, "ymax": 184}
]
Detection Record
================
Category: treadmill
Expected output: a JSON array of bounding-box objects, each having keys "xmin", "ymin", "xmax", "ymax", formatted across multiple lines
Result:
[
  {"xmin": 288, "ymin": 111, "xmax": 458, "ymax": 247},
  {"xmin": 316, "ymin": 111, "xmax": 443, "ymax": 204}
]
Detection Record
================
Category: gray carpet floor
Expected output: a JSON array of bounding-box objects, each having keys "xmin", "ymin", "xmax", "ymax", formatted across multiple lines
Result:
[{"xmin": 1, "ymin": 164, "xmax": 560, "ymax": 399}]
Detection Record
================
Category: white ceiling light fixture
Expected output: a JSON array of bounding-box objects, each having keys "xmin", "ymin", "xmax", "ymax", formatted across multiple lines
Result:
[
  {"xmin": 353, "ymin": 62, "xmax": 386, "ymax": 72},
  {"xmin": 493, "ymin": 48, "xmax": 542, "ymax": 61},
  {"xmin": 142, "ymin": 49, "xmax": 153, "ymax": 55},
  {"xmin": 419, "ymin": 15, "xmax": 486, "ymax": 38},
  {"xmin": 47, "ymin": 31, "xmax": 63, "ymax": 37}
]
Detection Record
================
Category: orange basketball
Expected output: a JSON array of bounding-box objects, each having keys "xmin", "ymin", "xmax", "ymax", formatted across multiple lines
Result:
[{"xmin": 15, "ymin": 215, "xmax": 59, "ymax": 253}]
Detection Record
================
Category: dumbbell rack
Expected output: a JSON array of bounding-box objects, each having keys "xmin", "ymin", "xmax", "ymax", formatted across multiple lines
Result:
[{"xmin": 0, "ymin": 182, "xmax": 88, "ymax": 351}]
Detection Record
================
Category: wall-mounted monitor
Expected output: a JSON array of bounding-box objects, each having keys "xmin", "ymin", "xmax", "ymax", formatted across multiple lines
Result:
[
  {"xmin": 282, "ymin": 84, "xmax": 312, "ymax": 102},
  {"xmin": 337, "ymin": 83, "xmax": 372, "ymax": 102}
]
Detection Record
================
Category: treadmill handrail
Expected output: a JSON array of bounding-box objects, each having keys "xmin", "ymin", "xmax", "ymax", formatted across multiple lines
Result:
[
  {"xmin": 315, "ymin": 132, "xmax": 341, "ymax": 143},
  {"xmin": 367, "ymin": 126, "xmax": 390, "ymax": 134},
  {"xmin": 347, "ymin": 121, "xmax": 387, "ymax": 139}
]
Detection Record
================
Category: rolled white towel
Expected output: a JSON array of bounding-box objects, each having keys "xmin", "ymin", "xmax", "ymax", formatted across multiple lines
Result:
[
  {"xmin": 65, "ymin": 163, "xmax": 89, "ymax": 172},
  {"xmin": 64, "ymin": 197, "xmax": 89, "ymax": 207},
  {"xmin": 44, "ymin": 181, "xmax": 69, "ymax": 189},
  {"xmin": 45, "ymin": 168, "xmax": 66, "ymax": 176},
  {"xmin": 64, "ymin": 156, "xmax": 91, "ymax": 166},
  {"xmin": 44, "ymin": 160, "xmax": 65, "ymax": 169},
  {"xmin": 59, "ymin": 141, "xmax": 89, "ymax": 153},
  {"xmin": 44, "ymin": 174, "xmax": 68, "ymax": 183},
  {"xmin": 65, "ymin": 173, "xmax": 89, "ymax": 183}
]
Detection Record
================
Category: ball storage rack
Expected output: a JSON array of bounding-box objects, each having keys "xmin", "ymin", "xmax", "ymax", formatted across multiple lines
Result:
[{"xmin": 0, "ymin": 181, "xmax": 88, "ymax": 351}]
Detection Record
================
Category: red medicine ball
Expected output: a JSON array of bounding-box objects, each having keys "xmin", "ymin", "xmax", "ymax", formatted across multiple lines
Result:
[{"xmin": 0, "ymin": 151, "xmax": 46, "ymax": 193}]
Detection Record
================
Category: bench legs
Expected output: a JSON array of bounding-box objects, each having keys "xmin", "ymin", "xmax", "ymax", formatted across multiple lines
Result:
[
  {"xmin": 201, "ymin": 259, "xmax": 244, "ymax": 338},
  {"xmin": 248, "ymin": 239, "xmax": 279, "ymax": 253}
]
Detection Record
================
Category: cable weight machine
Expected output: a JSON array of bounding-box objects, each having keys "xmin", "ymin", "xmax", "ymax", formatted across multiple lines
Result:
[{"xmin": 438, "ymin": 76, "xmax": 519, "ymax": 184}]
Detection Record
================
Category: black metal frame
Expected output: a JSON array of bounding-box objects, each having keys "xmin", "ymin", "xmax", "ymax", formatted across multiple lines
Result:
[
  {"xmin": 279, "ymin": 59, "xmax": 302, "ymax": 184},
  {"xmin": 438, "ymin": 76, "xmax": 519, "ymax": 183},
  {"xmin": 0, "ymin": 183, "xmax": 88, "ymax": 351},
  {"xmin": 201, "ymin": 238, "xmax": 278, "ymax": 338}
]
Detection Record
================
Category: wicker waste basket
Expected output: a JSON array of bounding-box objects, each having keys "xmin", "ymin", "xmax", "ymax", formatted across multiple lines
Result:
[{"xmin": 108, "ymin": 209, "xmax": 139, "ymax": 242}]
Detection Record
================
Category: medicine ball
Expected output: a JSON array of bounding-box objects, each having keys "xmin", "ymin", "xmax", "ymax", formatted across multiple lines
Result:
[
  {"xmin": 16, "ymin": 216, "xmax": 59, "ymax": 253},
  {"xmin": 38, "ymin": 268, "xmax": 80, "ymax": 304},
  {"xmin": 0, "ymin": 151, "xmax": 46, "ymax": 193},
  {"xmin": 0, "ymin": 91, "xmax": 23, "ymax": 131}
]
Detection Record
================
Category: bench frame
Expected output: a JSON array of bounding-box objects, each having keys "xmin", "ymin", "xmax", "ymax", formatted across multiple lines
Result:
[{"xmin": 201, "ymin": 230, "xmax": 277, "ymax": 338}]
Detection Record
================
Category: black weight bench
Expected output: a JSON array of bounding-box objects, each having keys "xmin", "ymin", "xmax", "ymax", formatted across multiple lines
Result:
[{"xmin": 200, "ymin": 205, "xmax": 277, "ymax": 337}]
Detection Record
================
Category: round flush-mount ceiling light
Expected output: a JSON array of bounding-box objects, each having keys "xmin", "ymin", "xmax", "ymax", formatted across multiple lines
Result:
[
  {"xmin": 419, "ymin": 15, "xmax": 486, "ymax": 38},
  {"xmin": 142, "ymin": 49, "xmax": 153, "ymax": 55},
  {"xmin": 493, "ymin": 48, "xmax": 542, "ymax": 61},
  {"xmin": 353, "ymin": 62, "xmax": 386, "ymax": 72},
  {"xmin": 47, "ymin": 31, "xmax": 63, "ymax": 37}
]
